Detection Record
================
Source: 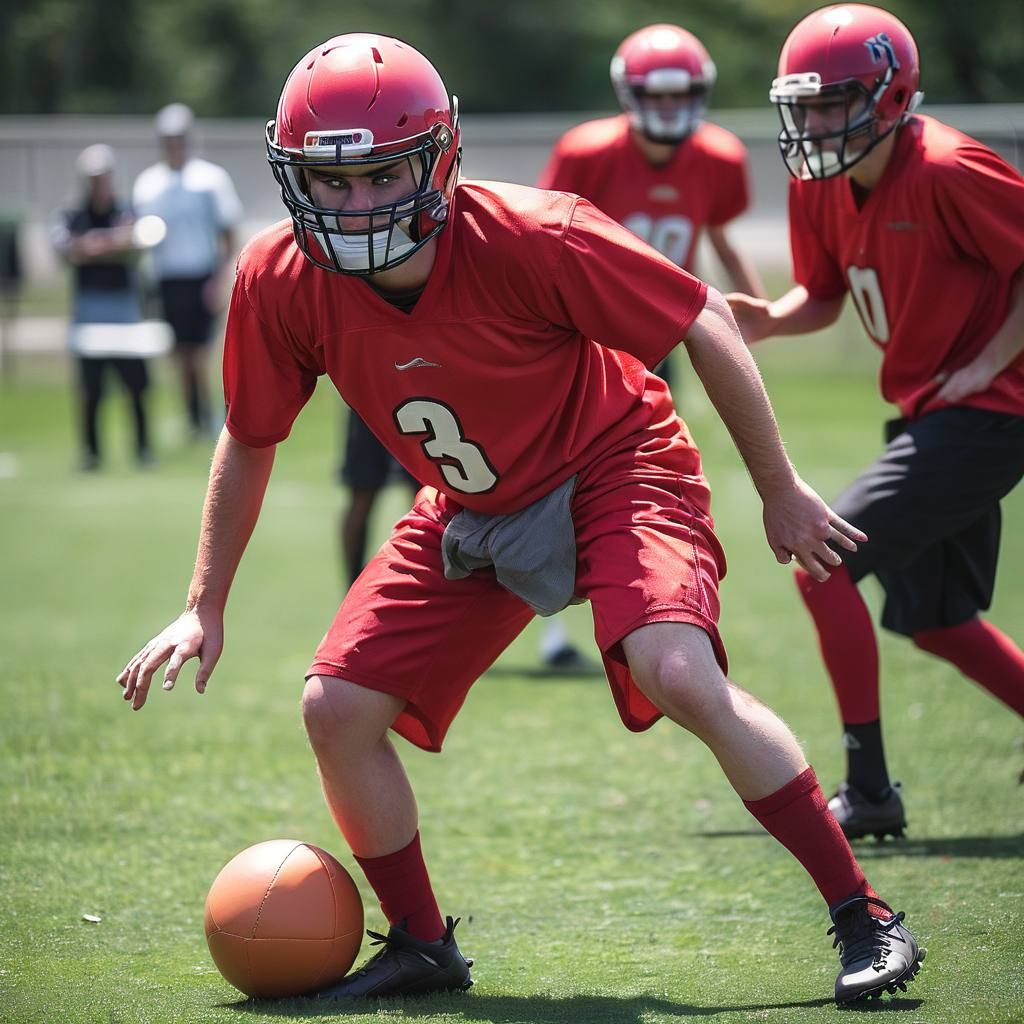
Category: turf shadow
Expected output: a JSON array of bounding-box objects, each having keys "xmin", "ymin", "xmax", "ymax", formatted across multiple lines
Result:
[
  {"xmin": 690, "ymin": 829, "xmax": 1024, "ymax": 859},
  {"xmin": 219, "ymin": 991, "xmax": 927, "ymax": 1020},
  {"xmin": 850, "ymin": 833, "xmax": 1024, "ymax": 860}
]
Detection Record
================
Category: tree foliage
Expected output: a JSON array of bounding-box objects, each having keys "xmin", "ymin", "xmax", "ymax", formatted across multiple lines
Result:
[{"xmin": 2, "ymin": 0, "xmax": 1021, "ymax": 116}]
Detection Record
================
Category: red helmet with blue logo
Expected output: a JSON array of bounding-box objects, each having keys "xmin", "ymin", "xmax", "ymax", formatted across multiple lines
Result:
[{"xmin": 770, "ymin": 4, "xmax": 922, "ymax": 179}]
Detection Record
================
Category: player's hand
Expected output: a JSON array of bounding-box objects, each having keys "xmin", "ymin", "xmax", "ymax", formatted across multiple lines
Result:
[
  {"xmin": 761, "ymin": 475, "xmax": 867, "ymax": 582},
  {"xmin": 116, "ymin": 607, "xmax": 223, "ymax": 711},
  {"xmin": 934, "ymin": 359, "xmax": 998, "ymax": 403},
  {"xmin": 724, "ymin": 292, "xmax": 773, "ymax": 344}
]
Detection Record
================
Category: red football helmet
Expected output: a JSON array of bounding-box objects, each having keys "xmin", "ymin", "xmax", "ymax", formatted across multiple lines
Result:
[
  {"xmin": 266, "ymin": 34, "xmax": 461, "ymax": 274},
  {"xmin": 770, "ymin": 4, "xmax": 922, "ymax": 180},
  {"xmin": 610, "ymin": 24, "xmax": 717, "ymax": 144}
]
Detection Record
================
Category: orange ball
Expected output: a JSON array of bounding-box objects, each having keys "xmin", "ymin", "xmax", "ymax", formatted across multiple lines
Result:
[{"xmin": 204, "ymin": 839, "xmax": 364, "ymax": 998}]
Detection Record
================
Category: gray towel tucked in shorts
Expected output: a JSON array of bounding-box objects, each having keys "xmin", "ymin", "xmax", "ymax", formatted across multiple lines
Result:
[{"xmin": 441, "ymin": 474, "xmax": 579, "ymax": 616}]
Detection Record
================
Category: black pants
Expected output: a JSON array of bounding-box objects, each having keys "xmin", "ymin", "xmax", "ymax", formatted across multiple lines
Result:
[
  {"xmin": 77, "ymin": 356, "xmax": 150, "ymax": 460},
  {"xmin": 340, "ymin": 408, "xmax": 418, "ymax": 490},
  {"xmin": 834, "ymin": 407, "xmax": 1024, "ymax": 635}
]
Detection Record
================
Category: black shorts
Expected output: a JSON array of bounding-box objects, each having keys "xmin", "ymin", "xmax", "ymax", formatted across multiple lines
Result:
[
  {"xmin": 159, "ymin": 276, "xmax": 215, "ymax": 348},
  {"xmin": 834, "ymin": 406, "xmax": 1024, "ymax": 636},
  {"xmin": 340, "ymin": 408, "xmax": 419, "ymax": 491}
]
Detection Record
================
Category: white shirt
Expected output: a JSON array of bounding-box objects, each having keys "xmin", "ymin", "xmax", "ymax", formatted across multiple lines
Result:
[{"xmin": 132, "ymin": 157, "xmax": 242, "ymax": 279}]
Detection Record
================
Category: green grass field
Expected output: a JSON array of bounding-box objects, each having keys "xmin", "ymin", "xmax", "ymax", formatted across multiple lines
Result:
[{"xmin": 1, "ymin": 318, "xmax": 1022, "ymax": 1024}]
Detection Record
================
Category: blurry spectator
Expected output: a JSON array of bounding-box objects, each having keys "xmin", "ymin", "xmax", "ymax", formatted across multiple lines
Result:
[
  {"xmin": 133, "ymin": 103, "xmax": 242, "ymax": 439},
  {"xmin": 52, "ymin": 144, "xmax": 153, "ymax": 471},
  {"xmin": 0, "ymin": 210, "xmax": 23, "ymax": 379}
]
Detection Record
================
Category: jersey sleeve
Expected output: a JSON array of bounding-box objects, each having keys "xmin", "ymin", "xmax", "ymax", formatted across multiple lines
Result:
[
  {"xmin": 930, "ymin": 144, "xmax": 1024, "ymax": 277},
  {"xmin": 788, "ymin": 179, "xmax": 847, "ymax": 300},
  {"xmin": 222, "ymin": 266, "xmax": 318, "ymax": 448},
  {"xmin": 543, "ymin": 197, "xmax": 708, "ymax": 367},
  {"xmin": 707, "ymin": 147, "xmax": 751, "ymax": 227}
]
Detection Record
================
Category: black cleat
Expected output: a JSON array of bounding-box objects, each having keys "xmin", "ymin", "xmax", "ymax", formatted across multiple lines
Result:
[
  {"xmin": 828, "ymin": 781, "xmax": 906, "ymax": 840},
  {"xmin": 829, "ymin": 895, "xmax": 925, "ymax": 1005},
  {"xmin": 316, "ymin": 915, "xmax": 473, "ymax": 999}
]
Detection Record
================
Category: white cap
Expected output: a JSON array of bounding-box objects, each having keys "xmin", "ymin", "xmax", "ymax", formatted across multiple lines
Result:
[
  {"xmin": 76, "ymin": 143, "xmax": 116, "ymax": 178},
  {"xmin": 155, "ymin": 102, "xmax": 194, "ymax": 137}
]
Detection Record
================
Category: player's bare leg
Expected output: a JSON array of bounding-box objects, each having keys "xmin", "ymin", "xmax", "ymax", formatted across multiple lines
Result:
[
  {"xmin": 622, "ymin": 621, "xmax": 924, "ymax": 1003},
  {"xmin": 622, "ymin": 622, "xmax": 805, "ymax": 798},
  {"xmin": 302, "ymin": 675, "xmax": 472, "ymax": 997},
  {"xmin": 302, "ymin": 675, "xmax": 416, "ymax": 856}
]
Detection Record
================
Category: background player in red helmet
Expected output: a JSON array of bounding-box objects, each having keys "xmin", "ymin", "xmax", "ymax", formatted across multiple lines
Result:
[
  {"xmin": 539, "ymin": 23, "xmax": 767, "ymax": 394},
  {"xmin": 118, "ymin": 32, "xmax": 923, "ymax": 1005},
  {"xmin": 727, "ymin": 3, "xmax": 1024, "ymax": 840}
]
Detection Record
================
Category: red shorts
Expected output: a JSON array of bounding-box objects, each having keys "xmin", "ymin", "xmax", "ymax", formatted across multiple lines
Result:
[{"xmin": 309, "ymin": 437, "xmax": 728, "ymax": 752}]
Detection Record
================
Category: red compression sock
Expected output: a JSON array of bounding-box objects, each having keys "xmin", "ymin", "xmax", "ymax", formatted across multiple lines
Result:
[
  {"xmin": 354, "ymin": 831, "xmax": 445, "ymax": 941},
  {"xmin": 913, "ymin": 619, "xmax": 1024, "ymax": 717},
  {"xmin": 795, "ymin": 566, "xmax": 880, "ymax": 724},
  {"xmin": 743, "ymin": 766, "xmax": 889, "ymax": 917}
]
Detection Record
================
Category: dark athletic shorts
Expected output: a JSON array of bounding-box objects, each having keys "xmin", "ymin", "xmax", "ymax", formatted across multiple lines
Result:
[
  {"xmin": 833, "ymin": 406, "xmax": 1024, "ymax": 636},
  {"xmin": 159, "ymin": 276, "xmax": 216, "ymax": 348},
  {"xmin": 340, "ymin": 408, "xmax": 418, "ymax": 491}
]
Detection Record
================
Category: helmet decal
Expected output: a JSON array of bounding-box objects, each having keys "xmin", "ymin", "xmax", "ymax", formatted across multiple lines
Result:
[
  {"xmin": 864, "ymin": 33, "xmax": 898, "ymax": 68},
  {"xmin": 302, "ymin": 129, "xmax": 375, "ymax": 159}
]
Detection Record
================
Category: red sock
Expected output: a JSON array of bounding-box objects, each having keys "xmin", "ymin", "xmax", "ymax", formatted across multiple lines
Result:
[
  {"xmin": 743, "ymin": 766, "xmax": 889, "ymax": 918},
  {"xmin": 913, "ymin": 618, "xmax": 1024, "ymax": 717},
  {"xmin": 795, "ymin": 566, "xmax": 880, "ymax": 724},
  {"xmin": 353, "ymin": 831, "xmax": 445, "ymax": 941}
]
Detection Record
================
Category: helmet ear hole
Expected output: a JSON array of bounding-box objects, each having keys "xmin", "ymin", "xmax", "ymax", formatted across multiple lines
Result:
[{"xmin": 893, "ymin": 88, "xmax": 905, "ymax": 105}]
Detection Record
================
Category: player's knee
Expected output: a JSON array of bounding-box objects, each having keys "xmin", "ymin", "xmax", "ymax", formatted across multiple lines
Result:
[
  {"xmin": 638, "ymin": 648, "xmax": 725, "ymax": 731},
  {"xmin": 301, "ymin": 674, "xmax": 400, "ymax": 754},
  {"xmin": 302, "ymin": 675, "xmax": 367, "ymax": 749}
]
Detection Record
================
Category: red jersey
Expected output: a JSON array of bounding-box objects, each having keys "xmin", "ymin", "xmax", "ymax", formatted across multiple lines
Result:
[
  {"xmin": 790, "ymin": 114, "xmax": 1024, "ymax": 419},
  {"xmin": 537, "ymin": 115, "xmax": 750, "ymax": 271},
  {"xmin": 224, "ymin": 180, "xmax": 708, "ymax": 515}
]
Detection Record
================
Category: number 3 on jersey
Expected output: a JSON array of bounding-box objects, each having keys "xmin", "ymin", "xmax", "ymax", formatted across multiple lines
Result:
[
  {"xmin": 394, "ymin": 399, "xmax": 499, "ymax": 494},
  {"xmin": 846, "ymin": 266, "xmax": 890, "ymax": 343}
]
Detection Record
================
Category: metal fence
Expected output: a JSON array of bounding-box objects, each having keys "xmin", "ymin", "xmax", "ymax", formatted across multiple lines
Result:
[{"xmin": 2, "ymin": 105, "xmax": 1021, "ymax": 278}]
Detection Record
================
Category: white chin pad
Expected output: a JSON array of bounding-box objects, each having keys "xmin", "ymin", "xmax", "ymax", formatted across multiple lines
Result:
[
  {"xmin": 313, "ymin": 224, "xmax": 416, "ymax": 272},
  {"xmin": 800, "ymin": 145, "xmax": 843, "ymax": 179},
  {"xmin": 641, "ymin": 107, "xmax": 700, "ymax": 141}
]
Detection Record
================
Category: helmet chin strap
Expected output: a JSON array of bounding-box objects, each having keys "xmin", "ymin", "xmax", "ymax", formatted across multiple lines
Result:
[{"xmin": 313, "ymin": 223, "xmax": 417, "ymax": 272}]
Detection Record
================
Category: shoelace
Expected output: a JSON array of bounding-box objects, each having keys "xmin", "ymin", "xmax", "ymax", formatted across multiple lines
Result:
[
  {"xmin": 828, "ymin": 909, "xmax": 907, "ymax": 973},
  {"xmin": 352, "ymin": 916, "xmax": 462, "ymax": 977},
  {"xmin": 350, "ymin": 929, "xmax": 395, "ymax": 977}
]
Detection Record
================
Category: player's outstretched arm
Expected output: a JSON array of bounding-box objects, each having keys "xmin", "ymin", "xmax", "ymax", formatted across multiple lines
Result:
[
  {"xmin": 684, "ymin": 288, "xmax": 866, "ymax": 580},
  {"xmin": 116, "ymin": 430, "xmax": 277, "ymax": 710},
  {"xmin": 725, "ymin": 285, "xmax": 844, "ymax": 344}
]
